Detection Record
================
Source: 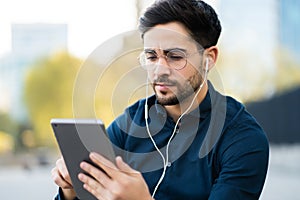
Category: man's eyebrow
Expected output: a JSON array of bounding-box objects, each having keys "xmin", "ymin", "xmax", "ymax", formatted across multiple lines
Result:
[
  {"xmin": 143, "ymin": 48, "xmax": 187, "ymax": 53},
  {"xmin": 164, "ymin": 48, "xmax": 187, "ymax": 53},
  {"xmin": 143, "ymin": 48, "xmax": 156, "ymax": 53}
]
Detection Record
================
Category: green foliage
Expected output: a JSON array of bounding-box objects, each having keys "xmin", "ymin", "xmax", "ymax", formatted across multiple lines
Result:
[
  {"xmin": 0, "ymin": 112, "xmax": 18, "ymax": 135},
  {"xmin": 23, "ymin": 48, "xmax": 146, "ymax": 147},
  {"xmin": 24, "ymin": 52, "xmax": 82, "ymax": 146},
  {"xmin": 0, "ymin": 112, "xmax": 18, "ymax": 152},
  {"xmin": 72, "ymin": 49, "xmax": 146, "ymax": 126},
  {"xmin": 0, "ymin": 131, "xmax": 14, "ymax": 154},
  {"xmin": 94, "ymin": 50, "xmax": 147, "ymax": 125}
]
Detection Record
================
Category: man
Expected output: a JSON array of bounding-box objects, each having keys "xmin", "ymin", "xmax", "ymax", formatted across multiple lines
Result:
[{"xmin": 52, "ymin": 0, "xmax": 269, "ymax": 199}]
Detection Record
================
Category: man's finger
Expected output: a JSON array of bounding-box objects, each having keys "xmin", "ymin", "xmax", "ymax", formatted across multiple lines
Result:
[
  {"xmin": 89, "ymin": 152, "xmax": 118, "ymax": 177},
  {"xmin": 51, "ymin": 167, "xmax": 73, "ymax": 189},
  {"xmin": 78, "ymin": 172, "xmax": 108, "ymax": 200},
  {"xmin": 56, "ymin": 158, "xmax": 72, "ymax": 185},
  {"xmin": 115, "ymin": 156, "xmax": 138, "ymax": 174},
  {"xmin": 80, "ymin": 161, "xmax": 111, "ymax": 186}
]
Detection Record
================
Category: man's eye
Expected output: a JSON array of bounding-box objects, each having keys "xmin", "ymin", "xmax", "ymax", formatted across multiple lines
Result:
[
  {"xmin": 168, "ymin": 52, "xmax": 185, "ymax": 61},
  {"xmin": 146, "ymin": 54, "xmax": 158, "ymax": 61}
]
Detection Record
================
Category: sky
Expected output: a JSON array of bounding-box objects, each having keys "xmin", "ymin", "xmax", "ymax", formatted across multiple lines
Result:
[
  {"xmin": 0, "ymin": 0, "xmax": 137, "ymax": 58},
  {"xmin": 0, "ymin": 0, "xmax": 221, "ymax": 59}
]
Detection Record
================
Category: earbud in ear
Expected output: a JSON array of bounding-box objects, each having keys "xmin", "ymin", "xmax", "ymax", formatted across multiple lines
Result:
[{"xmin": 205, "ymin": 57, "xmax": 209, "ymax": 72}]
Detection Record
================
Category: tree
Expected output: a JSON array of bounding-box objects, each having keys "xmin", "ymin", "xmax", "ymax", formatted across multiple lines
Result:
[
  {"xmin": 0, "ymin": 112, "xmax": 17, "ymax": 152},
  {"xmin": 24, "ymin": 52, "xmax": 82, "ymax": 146},
  {"xmin": 23, "ymin": 32, "xmax": 152, "ymax": 147}
]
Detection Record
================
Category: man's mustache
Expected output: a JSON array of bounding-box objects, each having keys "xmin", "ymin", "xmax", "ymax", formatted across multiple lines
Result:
[{"xmin": 153, "ymin": 76, "xmax": 177, "ymax": 85}]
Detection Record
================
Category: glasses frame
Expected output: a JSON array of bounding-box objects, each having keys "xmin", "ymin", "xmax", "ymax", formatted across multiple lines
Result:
[{"xmin": 139, "ymin": 48, "xmax": 204, "ymax": 71}]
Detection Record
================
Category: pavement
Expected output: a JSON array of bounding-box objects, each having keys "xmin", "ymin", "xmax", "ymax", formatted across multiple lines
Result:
[{"xmin": 0, "ymin": 145, "xmax": 299, "ymax": 199}]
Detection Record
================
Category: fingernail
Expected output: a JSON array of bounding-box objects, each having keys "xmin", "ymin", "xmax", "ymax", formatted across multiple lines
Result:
[
  {"xmin": 90, "ymin": 152, "xmax": 97, "ymax": 158},
  {"xmin": 83, "ymin": 184, "xmax": 88, "ymax": 189},
  {"xmin": 116, "ymin": 156, "xmax": 122, "ymax": 162},
  {"xmin": 78, "ymin": 173, "xmax": 85, "ymax": 181},
  {"xmin": 80, "ymin": 162, "xmax": 87, "ymax": 169},
  {"xmin": 90, "ymin": 152, "xmax": 102, "ymax": 161}
]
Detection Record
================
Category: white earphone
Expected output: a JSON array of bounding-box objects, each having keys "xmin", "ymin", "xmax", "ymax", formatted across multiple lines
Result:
[{"xmin": 145, "ymin": 57, "xmax": 209, "ymax": 198}]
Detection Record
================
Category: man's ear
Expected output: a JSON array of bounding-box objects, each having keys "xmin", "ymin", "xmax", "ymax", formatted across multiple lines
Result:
[{"xmin": 203, "ymin": 46, "xmax": 218, "ymax": 71}]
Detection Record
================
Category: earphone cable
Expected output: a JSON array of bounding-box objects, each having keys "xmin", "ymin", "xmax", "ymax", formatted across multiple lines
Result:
[{"xmin": 145, "ymin": 59, "xmax": 209, "ymax": 198}]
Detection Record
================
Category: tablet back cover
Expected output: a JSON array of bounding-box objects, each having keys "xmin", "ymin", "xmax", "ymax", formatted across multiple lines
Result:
[{"xmin": 51, "ymin": 119, "xmax": 115, "ymax": 200}]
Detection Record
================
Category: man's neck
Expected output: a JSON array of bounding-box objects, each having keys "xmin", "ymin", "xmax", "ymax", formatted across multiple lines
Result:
[{"xmin": 164, "ymin": 83, "xmax": 208, "ymax": 122}]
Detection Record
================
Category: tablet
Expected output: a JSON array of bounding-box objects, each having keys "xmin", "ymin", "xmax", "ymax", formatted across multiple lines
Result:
[{"xmin": 51, "ymin": 118, "xmax": 116, "ymax": 200}]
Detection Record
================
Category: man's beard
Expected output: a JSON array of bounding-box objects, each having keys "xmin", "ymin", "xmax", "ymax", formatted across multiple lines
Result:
[{"xmin": 152, "ymin": 71, "xmax": 202, "ymax": 106}]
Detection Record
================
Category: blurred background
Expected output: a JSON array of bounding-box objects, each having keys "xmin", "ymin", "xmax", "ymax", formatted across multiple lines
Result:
[{"xmin": 0, "ymin": 0, "xmax": 299, "ymax": 199}]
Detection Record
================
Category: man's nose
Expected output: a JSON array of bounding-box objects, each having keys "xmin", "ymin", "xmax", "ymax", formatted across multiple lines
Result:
[{"xmin": 153, "ymin": 56, "xmax": 171, "ymax": 76}]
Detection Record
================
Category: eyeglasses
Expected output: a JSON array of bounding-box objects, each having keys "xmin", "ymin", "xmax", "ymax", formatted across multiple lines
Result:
[{"xmin": 139, "ymin": 49, "xmax": 200, "ymax": 71}]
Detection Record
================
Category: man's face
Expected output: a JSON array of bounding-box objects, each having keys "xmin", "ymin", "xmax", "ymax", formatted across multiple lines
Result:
[{"xmin": 142, "ymin": 22, "xmax": 204, "ymax": 105}]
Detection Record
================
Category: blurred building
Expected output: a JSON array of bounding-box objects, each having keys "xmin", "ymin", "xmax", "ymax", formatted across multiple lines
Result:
[
  {"xmin": 219, "ymin": 0, "xmax": 278, "ymax": 70},
  {"xmin": 0, "ymin": 24, "xmax": 68, "ymax": 122},
  {"xmin": 218, "ymin": 0, "xmax": 300, "ymax": 143},
  {"xmin": 217, "ymin": 0, "xmax": 299, "ymax": 63},
  {"xmin": 279, "ymin": 0, "xmax": 300, "ymax": 60},
  {"xmin": 216, "ymin": 0, "xmax": 300, "ymax": 100}
]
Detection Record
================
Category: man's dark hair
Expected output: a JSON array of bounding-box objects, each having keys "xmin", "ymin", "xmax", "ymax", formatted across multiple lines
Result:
[{"xmin": 139, "ymin": 0, "xmax": 222, "ymax": 49}]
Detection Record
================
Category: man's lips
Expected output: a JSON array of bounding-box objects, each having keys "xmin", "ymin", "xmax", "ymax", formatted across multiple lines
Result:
[
  {"xmin": 155, "ymin": 83, "xmax": 173, "ymax": 86},
  {"xmin": 154, "ymin": 82, "xmax": 175, "ymax": 91}
]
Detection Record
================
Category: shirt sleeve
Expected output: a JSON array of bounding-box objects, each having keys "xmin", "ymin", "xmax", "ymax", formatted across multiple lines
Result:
[
  {"xmin": 209, "ymin": 120, "xmax": 269, "ymax": 200},
  {"xmin": 54, "ymin": 188, "xmax": 80, "ymax": 200}
]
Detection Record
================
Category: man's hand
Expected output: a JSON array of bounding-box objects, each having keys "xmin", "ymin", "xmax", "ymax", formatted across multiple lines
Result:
[
  {"xmin": 51, "ymin": 157, "xmax": 76, "ymax": 200},
  {"xmin": 78, "ymin": 152, "xmax": 153, "ymax": 200}
]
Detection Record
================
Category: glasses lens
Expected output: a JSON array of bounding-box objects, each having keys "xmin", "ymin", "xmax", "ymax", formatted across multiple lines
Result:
[
  {"xmin": 138, "ymin": 49, "xmax": 187, "ymax": 70},
  {"xmin": 167, "ymin": 50, "xmax": 187, "ymax": 70},
  {"xmin": 139, "ymin": 52, "xmax": 155, "ymax": 70}
]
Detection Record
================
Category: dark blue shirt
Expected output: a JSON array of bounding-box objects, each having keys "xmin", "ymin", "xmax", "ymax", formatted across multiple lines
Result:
[{"xmin": 55, "ymin": 82, "xmax": 269, "ymax": 200}]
